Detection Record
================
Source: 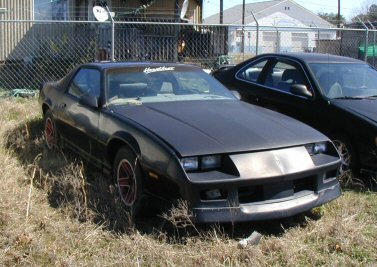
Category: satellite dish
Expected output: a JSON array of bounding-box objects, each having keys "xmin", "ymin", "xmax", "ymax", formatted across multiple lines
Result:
[
  {"xmin": 93, "ymin": 6, "xmax": 109, "ymax": 22},
  {"xmin": 180, "ymin": 0, "xmax": 189, "ymax": 20}
]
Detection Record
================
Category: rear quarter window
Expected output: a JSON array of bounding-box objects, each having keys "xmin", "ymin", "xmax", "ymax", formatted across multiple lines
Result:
[{"xmin": 236, "ymin": 59, "xmax": 268, "ymax": 83}]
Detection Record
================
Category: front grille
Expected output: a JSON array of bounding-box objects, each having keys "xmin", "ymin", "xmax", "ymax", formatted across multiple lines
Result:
[{"xmin": 238, "ymin": 175, "xmax": 316, "ymax": 204}]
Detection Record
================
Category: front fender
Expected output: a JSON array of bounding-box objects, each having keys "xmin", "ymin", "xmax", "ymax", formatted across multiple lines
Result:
[{"xmin": 107, "ymin": 131, "xmax": 141, "ymax": 157}]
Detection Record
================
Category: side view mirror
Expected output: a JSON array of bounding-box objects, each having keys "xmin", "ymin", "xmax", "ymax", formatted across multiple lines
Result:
[
  {"xmin": 79, "ymin": 94, "xmax": 98, "ymax": 109},
  {"xmin": 290, "ymin": 84, "xmax": 313, "ymax": 98}
]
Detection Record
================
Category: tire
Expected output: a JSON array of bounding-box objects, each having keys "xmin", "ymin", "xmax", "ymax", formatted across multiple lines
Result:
[
  {"xmin": 331, "ymin": 135, "xmax": 359, "ymax": 175},
  {"xmin": 44, "ymin": 110, "xmax": 58, "ymax": 150},
  {"xmin": 113, "ymin": 147, "xmax": 145, "ymax": 218}
]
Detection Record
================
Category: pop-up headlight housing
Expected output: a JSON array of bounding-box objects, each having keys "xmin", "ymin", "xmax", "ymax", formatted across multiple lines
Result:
[
  {"xmin": 181, "ymin": 155, "xmax": 222, "ymax": 172},
  {"xmin": 201, "ymin": 155, "xmax": 221, "ymax": 170},
  {"xmin": 305, "ymin": 142, "xmax": 327, "ymax": 155},
  {"xmin": 180, "ymin": 157, "xmax": 199, "ymax": 171}
]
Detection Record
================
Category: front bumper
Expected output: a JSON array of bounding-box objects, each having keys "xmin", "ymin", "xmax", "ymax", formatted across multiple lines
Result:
[
  {"xmin": 192, "ymin": 182, "xmax": 340, "ymax": 223},
  {"xmin": 181, "ymin": 146, "xmax": 341, "ymax": 223}
]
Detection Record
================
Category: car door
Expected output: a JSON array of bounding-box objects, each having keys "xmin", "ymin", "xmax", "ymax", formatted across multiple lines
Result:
[
  {"xmin": 235, "ymin": 57, "xmax": 321, "ymax": 125},
  {"xmin": 57, "ymin": 67, "xmax": 102, "ymax": 159}
]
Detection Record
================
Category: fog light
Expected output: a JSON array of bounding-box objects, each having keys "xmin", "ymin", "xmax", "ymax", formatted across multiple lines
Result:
[
  {"xmin": 200, "ymin": 189, "xmax": 227, "ymax": 200},
  {"xmin": 205, "ymin": 189, "xmax": 222, "ymax": 199}
]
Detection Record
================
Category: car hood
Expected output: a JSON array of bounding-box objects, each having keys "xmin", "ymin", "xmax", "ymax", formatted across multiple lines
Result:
[
  {"xmin": 111, "ymin": 100, "xmax": 327, "ymax": 157},
  {"xmin": 331, "ymin": 98, "xmax": 377, "ymax": 124}
]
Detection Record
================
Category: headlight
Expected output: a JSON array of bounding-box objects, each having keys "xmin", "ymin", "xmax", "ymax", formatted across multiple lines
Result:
[
  {"xmin": 181, "ymin": 157, "xmax": 198, "ymax": 171},
  {"xmin": 181, "ymin": 155, "xmax": 221, "ymax": 171},
  {"xmin": 201, "ymin": 155, "xmax": 221, "ymax": 170},
  {"xmin": 305, "ymin": 142, "xmax": 327, "ymax": 155}
]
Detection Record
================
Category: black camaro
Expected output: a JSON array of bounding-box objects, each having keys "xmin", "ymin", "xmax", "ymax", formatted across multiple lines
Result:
[
  {"xmin": 214, "ymin": 53, "xmax": 377, "ymax": 174},
  {"xmin": 39, "ymin": 62, "xmax": 341, "ymax": 223}
]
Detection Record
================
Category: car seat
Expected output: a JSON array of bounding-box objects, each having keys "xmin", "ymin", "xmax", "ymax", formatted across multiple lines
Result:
[
  {"xmin": 277, "ymin": 69, "xmax": 304, "ymax": 92},
  {"xmin": 318, "ymin": 72, "xmax": 343, "ymax": 98}
]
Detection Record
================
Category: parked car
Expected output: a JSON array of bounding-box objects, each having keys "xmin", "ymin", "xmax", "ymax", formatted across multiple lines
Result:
[
  {"xmin": 39, "ymin": 61, "xmax": 341, "ymax": 223},
  {"xmin": 213, "ymin": 53, "xmax": 377, "ymax": 174},
  {"xmin": 213, "ymin": 55, "xmax": 235, "ymax": 72}
]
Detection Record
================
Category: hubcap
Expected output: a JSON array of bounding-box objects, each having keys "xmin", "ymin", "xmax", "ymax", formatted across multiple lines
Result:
[
  {"xmin": 333, "ymin": 139, "xmax": 351, "ymax": 174},
  {"xmin": 44, "ymin": 117, "xmax": 55, "ymax": 149},
  {"xmin": 117, "ymin": 159, "xmax": 137, "ymax": 206}
]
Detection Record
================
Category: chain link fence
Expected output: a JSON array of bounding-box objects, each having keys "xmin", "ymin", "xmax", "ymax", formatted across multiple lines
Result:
[{"xmin": 0, "ymin": 20, "xmax": 375, "ymax": 90}]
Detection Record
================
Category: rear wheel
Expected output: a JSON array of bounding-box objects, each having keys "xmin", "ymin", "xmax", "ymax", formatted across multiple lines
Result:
[
  {"xmin": 113, "ymin": 147, "xmax": 145, "ymax": 217},
  {"xmin": 44, "ymin": 110, "xmax": 57, "ymax": 149}
]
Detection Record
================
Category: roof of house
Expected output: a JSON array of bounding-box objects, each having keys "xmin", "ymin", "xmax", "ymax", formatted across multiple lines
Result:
[{"xmin": 204, "ymin": 0, "xmax": 333, "ymax": 28}]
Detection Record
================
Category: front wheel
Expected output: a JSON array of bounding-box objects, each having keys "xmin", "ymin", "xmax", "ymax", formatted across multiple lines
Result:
[
  {"xmin": 331, "ymin": 135, "xmax": 358, "ymax": 175},
  {"xmin": 113, "ymin": 147, "xmax": 145, "ymax": 217}
]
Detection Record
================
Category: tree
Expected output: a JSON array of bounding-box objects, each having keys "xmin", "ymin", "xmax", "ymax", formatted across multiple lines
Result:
[
  {"xmin": 352, "ymin": 1, "xmax": 377, "ymax": 22},
  {"xmin": 318, "ymin": 12, "xmax": 346, "ymax": 25}
]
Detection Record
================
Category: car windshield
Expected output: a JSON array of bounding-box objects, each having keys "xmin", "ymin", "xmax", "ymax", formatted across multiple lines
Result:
[
  {"xmin": 309, "ymin": 63, "xmax": 377, "ymax": 99},
  {"xmin": 106, "ymin": 66, "xmax": 235, "ymax": 105}
]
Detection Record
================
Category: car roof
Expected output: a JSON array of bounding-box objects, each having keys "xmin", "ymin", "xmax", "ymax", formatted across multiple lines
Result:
[
  {"xmin": 81, "ymin": 61, "xmax": 200, "ymax": 71},
  {"xmin": 258, "ymin": 52, "xmax": 364, "ymax": 64}
]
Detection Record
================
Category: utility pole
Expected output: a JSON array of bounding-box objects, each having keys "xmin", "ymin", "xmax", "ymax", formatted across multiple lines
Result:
[
  {"xmin": 220, "ymin": 0, "xmax": 223, "ymax": 24},
  {"xmin": 242, "ymin": 0, "xmax": 245, "ymax": 57},
  {"xmin": 337, "ymin": 0, "xmax": 340, "ymax": 29}
]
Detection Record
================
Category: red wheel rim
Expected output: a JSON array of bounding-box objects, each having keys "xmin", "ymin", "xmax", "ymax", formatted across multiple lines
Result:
[
  {"xmin": 44, "ymin": 117, "xmax": 55, "ymax": 149},
  {"xmin": 117, "ymin": 159, "xmax": 137, "ymax": 206}
]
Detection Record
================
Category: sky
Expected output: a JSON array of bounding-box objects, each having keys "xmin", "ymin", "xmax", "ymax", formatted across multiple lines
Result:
[{"xmin": 202, "ymin": 0, "xmax": 367, "ymax": 21}]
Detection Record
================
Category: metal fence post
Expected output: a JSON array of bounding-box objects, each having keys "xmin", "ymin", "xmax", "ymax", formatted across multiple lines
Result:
[
  {"xmin": 106, "ymin": 6, "xmax": 115, "ymax": 62},
  {"xmin": 368, "ymin": 20, "xmax": 376, "ymax": 66},
  {"xmin": 249, "ymin": 10, "xmax": 259, "ymax": 55},
  {"xmin": 364, "ymin": 26, "xmax": 369, "ymax": 63},
  {"xmin": 274, "ymin": 26, "xmax": 279, "ymax": 52},
  {"xmin": 358, "ymin": 18, "xmax": 369, "ymax": 62}
]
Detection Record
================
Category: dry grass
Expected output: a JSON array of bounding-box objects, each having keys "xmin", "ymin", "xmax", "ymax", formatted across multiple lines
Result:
[{"xmin": 0, "ymin": 97, "xmax": 376, "ymax": 266}]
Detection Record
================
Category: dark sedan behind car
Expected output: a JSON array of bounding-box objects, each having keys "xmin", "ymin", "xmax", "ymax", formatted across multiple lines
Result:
[{"xmin": 214, "ymin": 53, "xmax": 377, "ymax": 174}]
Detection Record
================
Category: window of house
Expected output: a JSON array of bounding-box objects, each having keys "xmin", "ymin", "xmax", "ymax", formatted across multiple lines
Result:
[
  {"xmin": 263, "ymin": 31, "xmax": 278, "ymax": 42},
  {"xmin": 236, "ymin": 30, "xmax": 243, "ymax": 38},
  {"xmin": 52, "ymin": 0, "xmax": 69, "ymax": 20},
  {"xmin": 292, "ymin": 32, "xmax": 308, "ymax": 41}
]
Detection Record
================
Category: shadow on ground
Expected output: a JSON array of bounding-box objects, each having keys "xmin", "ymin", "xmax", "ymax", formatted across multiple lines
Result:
[{"xmin": 4, "ymin": 117, "xmax": 375, "ymax": 242}]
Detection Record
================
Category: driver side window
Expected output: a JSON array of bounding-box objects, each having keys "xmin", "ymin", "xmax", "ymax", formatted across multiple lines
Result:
[
  {"xmin": 68, "ymin": 68, "xmax": 101, "ymax": 98},
  {"xmin": 264, "ymin": 61, "xmax": 309, "ymax": 94}
]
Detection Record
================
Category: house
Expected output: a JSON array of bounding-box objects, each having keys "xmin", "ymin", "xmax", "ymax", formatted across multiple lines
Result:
[
  {"xmin": 0, "ymin": 0, "xmax": 211, "ymax": 90},
  {"xmin": 34, "ymin": 0, "xmax": 203, "ymax": 23},
  {"xmin": 1, "ymin": 0, "xmax": 204, "ymax": 62},
  {"xmin": 0, "ymin": 1, "xmax": 34, "ymax": 20},
  {"xmin": 0, "ymin": 1, "xmax": 35, "ymax": 62},
  {"xmin": 204, "ymin": 0, "xmax": 336, "ymax": 55}
]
